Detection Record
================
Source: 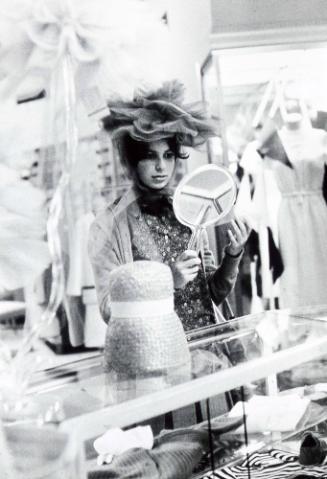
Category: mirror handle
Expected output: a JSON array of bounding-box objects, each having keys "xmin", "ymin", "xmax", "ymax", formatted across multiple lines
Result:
[
  {"xmin": 188, "ymin": 225, "xmax": 236, "ymax": 322},
  {"xmin": 188, "ymin": 228, "xmax": 199, "ymax": 250},
  {"xmin": 188, "ymin": 226, "xmax": 205, "ymax": 252}
]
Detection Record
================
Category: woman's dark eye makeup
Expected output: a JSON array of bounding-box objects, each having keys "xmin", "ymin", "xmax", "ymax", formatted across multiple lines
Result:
[
  {"xmin": 144, "ymin": 151, "xmax": 156, "ymax": 160},
  {"xmin": 143, "ymin": 149, "xmax": 175, "ymax": 160},
  {"xmin": 164, "ymin": 150, "xmax": 175, "ymax": 159}
]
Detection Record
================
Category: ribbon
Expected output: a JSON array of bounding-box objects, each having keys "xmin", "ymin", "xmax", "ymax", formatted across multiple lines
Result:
[
  {"xmin": 111, "ymin": 298, "xmax": 174, "ymax": 319},
  {"xmin": 13, "ymin": 53, "xmax": 78, "ymax": 364}
]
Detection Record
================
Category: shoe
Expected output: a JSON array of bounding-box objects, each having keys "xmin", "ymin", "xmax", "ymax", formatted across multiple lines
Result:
[{"xmin": 299, "ymin": 431, "xmax": 327, "ymax": 465}]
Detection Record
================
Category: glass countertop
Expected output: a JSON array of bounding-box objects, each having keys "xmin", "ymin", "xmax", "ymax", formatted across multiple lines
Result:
[{"xmin": 23, "ymin": 308, "xmax": 327, "ymax": 440}]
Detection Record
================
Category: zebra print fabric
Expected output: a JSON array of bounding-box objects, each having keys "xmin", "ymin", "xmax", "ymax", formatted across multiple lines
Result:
[{"xmin": 203, "ymin": 448, "xmax": 327, "ymax": 479}]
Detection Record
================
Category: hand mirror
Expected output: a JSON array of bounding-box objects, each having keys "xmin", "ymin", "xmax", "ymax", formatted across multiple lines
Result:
[{"xmin": 173, "ymin": 164, "xmax": 236, "ymax": 250}]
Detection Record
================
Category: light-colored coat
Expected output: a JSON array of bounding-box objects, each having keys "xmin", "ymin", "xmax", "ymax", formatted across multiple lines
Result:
[{"xmin": 88, "ymin": 188, "xmax": 242, "ymax": 323}]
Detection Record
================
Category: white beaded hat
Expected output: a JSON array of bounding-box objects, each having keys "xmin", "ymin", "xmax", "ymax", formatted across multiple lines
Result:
[{"xmin": 104, "ymin": 261, "xmax": 191, "ymax": 387}]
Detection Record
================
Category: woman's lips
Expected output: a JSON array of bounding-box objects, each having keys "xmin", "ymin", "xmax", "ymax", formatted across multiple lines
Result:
[{"xmin": 152, "ymin": 175, "xmax": 167, "ymax": 181}]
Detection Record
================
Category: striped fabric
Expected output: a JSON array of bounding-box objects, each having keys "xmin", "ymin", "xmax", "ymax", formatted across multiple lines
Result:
[
  {"xmin": 203, "ymin": 449, "xmax": 327, "ymax": 479},
  {"xmin": 88, "ymin": 428, "xmax": 209, "ymax": 479}
]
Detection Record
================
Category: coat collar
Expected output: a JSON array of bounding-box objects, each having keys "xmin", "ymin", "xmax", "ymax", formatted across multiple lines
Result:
[{"xmin": 128, "ymin": 200, "xmax": 141, "ymax": 219}]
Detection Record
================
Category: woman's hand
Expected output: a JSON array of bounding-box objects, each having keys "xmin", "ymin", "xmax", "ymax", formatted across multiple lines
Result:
[
  {"xmin": 225, "ymin": 217, "xmax": 251, "ymax": 257},
  {"xmin": 170, "ymin": 249, "xmax": 201, "ymax": 289},
  {"xmin": 202, "ymin": 250, "xmax": 216, "ymax": 272}
]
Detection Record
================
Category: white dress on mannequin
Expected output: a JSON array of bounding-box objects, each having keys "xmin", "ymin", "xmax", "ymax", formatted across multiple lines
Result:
[{"xmin": 267, "ymin": 123, "xmax": 327, "ymax": 309}]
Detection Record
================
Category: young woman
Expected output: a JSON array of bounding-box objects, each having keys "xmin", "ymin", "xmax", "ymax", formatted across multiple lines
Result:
[{"xmin": 88, "ymin": 81, "xmax": 250, "ymax": 331}]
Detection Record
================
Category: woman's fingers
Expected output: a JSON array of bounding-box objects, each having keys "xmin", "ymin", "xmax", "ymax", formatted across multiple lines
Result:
[
  {"xmin": 179, "ymin": 249, "xmax": 199, "ymax": 261},
  {"xmin": 182, "ymin": 257, "xmax": 201, "ymax": 268},
  {"xmin": 230, "ymin": 218, "xmax": 250, "ymax": 243},
  {"xmin": 182, "ymin": 264, "xmax": 200, "ymax": 275},
  {"xmin": 171, "ymin": 249, "xmax": 202, "ymax": 289},
  {"xmin": 230, "ymin": 220, "xmax": 243, "ymax": 242},
  {"xmin": 226, "ymin": 216, "xmax": 252, "ymax": 256},
  {"xmin": 177, "ymin": 250, "xmax": 201, "ymax": 269},
  {"xmin": 171, "ymin": 264, "xmax": 199, "ymax": 289},
  {"xmin": 234, "ymin": 218, "xmax": 247, "ymax": 238},
  {"xmin": 235, "ymin": 217, "xmax": 251, "ymax": 237},
  {"xmin": 227, "ymin": 228, "xmax": 238, "ymax": 246}
]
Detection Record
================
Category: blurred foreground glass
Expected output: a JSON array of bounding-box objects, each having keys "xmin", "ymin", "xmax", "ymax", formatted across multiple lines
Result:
[
  {"xmin": 1, "ymin": 423, "xmax": 85, "ymax": 479},
  {"xmin": 0, "ymin": 322, "xmax": 66, "ymax": 428}
]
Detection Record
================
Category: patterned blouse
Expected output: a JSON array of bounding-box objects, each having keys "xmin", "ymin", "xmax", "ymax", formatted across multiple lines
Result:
[{"xmin": 131, "ymin": 199, "xmax": 215, "ymax": 331}]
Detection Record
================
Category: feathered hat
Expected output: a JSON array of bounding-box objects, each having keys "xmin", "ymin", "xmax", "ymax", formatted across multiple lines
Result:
[{"xmin": 101, "ymin": 80, "xmax": 218, "ymax": 147}]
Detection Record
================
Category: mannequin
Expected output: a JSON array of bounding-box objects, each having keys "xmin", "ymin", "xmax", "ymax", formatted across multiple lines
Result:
[
  {"xmin": 238, "ymin": 88, "xmax": 327, "ymax": 310},
  {"xmin": 265, "ymin": 100, "xmax": 327, "ymax": 309}
]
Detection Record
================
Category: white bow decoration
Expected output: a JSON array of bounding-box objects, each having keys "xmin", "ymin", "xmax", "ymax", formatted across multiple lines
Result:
[
  {"xmin": 0, "ymin": 0, "xmax": 170, "ymax": 99},
  {"xmin": 0, "ymin": 0, "xmax": 171, "ymax": 386}
]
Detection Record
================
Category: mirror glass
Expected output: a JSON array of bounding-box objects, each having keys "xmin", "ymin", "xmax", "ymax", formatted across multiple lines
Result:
[{"xmin": 173, "ymin": 164, "xmax": 236, "ymax": 232}]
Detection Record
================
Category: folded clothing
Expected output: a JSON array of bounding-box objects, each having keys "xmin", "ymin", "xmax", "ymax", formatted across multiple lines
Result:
[
  {"xmin": 94, "ymin": 426, "xmax": 154, "ymax": 456},
  {"xmin": 88, "ymin": 428, "xmax": 209, "ymax": 479},
  {"xmin": 229, "ymin": 395, "xmax": 310, "ymax": 433},
  {"xmin": 88, "ymin": 449, "xmax": 157, "ymax": 479},
  {"xmin": 203, "ymin": 448, "xmax": 327, "ymax": 479}
]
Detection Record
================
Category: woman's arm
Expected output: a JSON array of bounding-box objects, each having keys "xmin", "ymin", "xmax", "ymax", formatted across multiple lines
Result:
[
  {"xmin": 207, "ymin": 251, "xmax": 243, "ymax": 306},
  {"xmin": 88, "ymin": 213, "xmax": 121, "ymax": 323},
  {"xmin": 203, "ymin": 218, "xmax": 250, "ymax": 305}
]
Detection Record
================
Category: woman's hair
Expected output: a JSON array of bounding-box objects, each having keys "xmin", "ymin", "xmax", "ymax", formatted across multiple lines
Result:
[{"xmin": 116, "ymin": 134, "xmax": 189, "ymax": 175}]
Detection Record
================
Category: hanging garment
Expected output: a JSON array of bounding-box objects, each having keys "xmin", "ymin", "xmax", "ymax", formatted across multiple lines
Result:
[
  {"xmin": 67, "ymin": 212, "xmax": 106, "ymax": 347},
  {"xmin": 0, "ymin": 164, "xmax": 50, "ymax": 294},
  {"xmin": 265, "ymin": 126, "xmax": 327, "ymax": 309},
  {"xmin": 82, "ymin": 287, "xmax": 106, "ymax": 348},
  {"xmin": 323, "ymin": 164, "xmax": 327, "ymax": 205},
  {"xmin": 236, "ymin": 142, "xmax": 282, "ymax": 303},
  {"xmin": 67, "ymin": 212, "xmax": 97, "ymax": 296},
  {"xmin": 248, "ymin": 229, "xmax": 283, "ymax": 286}
]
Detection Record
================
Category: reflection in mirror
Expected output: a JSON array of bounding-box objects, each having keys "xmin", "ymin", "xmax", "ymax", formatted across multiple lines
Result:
[
  {"xmin": 173, "ymin": 164, "xmax": 236, "ymax": 251},
  {"xmin": 205, "ymin": 45, "xmax": 327, "ymax": 313}
]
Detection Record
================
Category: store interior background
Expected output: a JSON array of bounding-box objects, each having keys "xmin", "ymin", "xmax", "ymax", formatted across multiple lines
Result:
[{"xmin": 1, "ymin": 0, "xmax": 327, "ymax": 367}]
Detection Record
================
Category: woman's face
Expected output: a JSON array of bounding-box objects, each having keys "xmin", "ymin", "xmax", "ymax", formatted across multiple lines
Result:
[{"xmin": 136, "ymin": 140, "xmax": 176, "ymax": 190}]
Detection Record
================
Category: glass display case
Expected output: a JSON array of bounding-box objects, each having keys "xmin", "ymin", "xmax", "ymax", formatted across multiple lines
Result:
[{"xmin": 23, "ymin": 309, "xmax": 327, "ymax": 478}]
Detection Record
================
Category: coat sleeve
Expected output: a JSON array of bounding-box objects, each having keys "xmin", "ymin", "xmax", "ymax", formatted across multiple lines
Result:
[
  {"xmin": 88, "ymin": 211, "xmax": 122, "ymax": 323},
  {"xmin": 201, "ymin": 229, "xmax": 243, "ymax": 306}
]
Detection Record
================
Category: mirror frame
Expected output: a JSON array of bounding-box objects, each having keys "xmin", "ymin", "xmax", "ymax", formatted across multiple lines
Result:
[{"xmin": 173, "ymin": 164, "xmax": 236, "ymax": 230}]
